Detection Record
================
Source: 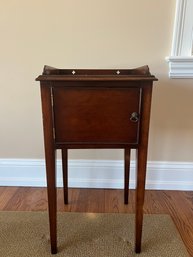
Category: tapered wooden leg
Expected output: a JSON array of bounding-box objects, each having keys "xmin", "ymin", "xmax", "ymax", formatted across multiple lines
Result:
[
  {"xmin": 124, "ymin": 148, "xmax": 130, "ymax": 204},
  {"xmin": 134, "ymin": 85, "xmax": 152, "ymax": 253},
  {"xmin": 40, "ymin": 84, "xmax": 57, "ymax": 254},
  {"xmin": 62, "ymin": 148, "xmax": 68, "ymax": 204},
  {"xmin": 45, "ymin": 150, "xmax": 57, "ymax": 254},
  {"xmin": 135, "ymin": 147, "xmax": 148, "ymax": 254}
]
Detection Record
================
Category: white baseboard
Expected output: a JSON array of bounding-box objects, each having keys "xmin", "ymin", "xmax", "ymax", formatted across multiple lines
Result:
[{"xmin": 0, "ymin": 159, "xmax": 193, "ymax": 190}]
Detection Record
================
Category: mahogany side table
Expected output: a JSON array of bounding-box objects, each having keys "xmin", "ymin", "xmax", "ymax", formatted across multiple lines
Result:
[{"xmin": 36, "ymin": 65, "xmax": 157, "ymax": 254}]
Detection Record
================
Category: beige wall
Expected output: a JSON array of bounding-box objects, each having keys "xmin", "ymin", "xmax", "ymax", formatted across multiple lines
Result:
[{"xmin": 1, "ymin": 0, "xmax": 193, "ymax": 162}]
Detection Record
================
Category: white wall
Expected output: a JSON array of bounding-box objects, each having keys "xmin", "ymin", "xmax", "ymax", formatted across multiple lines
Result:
[{"xmin": 0, "ymin": 0, "xmax": 193, "ymax": 189}]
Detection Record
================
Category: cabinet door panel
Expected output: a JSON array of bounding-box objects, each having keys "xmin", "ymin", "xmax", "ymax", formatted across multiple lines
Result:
[{"xmin": 53, "ymin": 87, "xmax": 141, "ymax": 144}]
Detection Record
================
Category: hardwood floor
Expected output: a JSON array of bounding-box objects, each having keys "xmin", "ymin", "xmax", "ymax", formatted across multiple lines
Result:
[{"xmin": 0, "ymin": 187, "xmax": 193, "ymax": 256}]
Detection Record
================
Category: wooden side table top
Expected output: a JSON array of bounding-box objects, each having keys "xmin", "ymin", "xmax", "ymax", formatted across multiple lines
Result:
[{"xmin": 36, "ymin": 65, "xmax": 157, "ymax": 82}]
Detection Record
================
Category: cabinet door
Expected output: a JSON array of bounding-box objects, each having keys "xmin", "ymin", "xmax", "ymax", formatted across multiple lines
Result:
[{"xmin": 52, "ymin": 87, "xmax": 141, "ymax": 144}]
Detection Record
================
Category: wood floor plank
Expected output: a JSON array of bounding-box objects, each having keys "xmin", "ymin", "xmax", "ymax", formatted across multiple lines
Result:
[
  {"xmin": 159, "ymin": 191, "xmax": 193, "ymax": 256},
  {"xmin": 104, "ymin": 189, "xmax": 135, "ymax": 213},
  {"xmin": 0, "ymin": 187, "xmax": 18, "ymax": 211},
  {"xmin": 143, "ymin": 190, "xmax": 166, "ymax": 214}
]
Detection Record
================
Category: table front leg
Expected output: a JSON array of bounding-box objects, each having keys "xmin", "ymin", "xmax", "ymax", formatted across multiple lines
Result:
[
  {"xmin": 40, "ymin": 84, "xmax": 57, "ymax": 254},
  {"xmin": 135, "ymin": 84, "xmax": 152, "ymax": 253},
  {"xmin": 45, "ymin": 150, "xmax": 57, "ymax": 254},
  {"xmin": 135, "ymin": 147, "xmax": 147, "ymax": 253}
]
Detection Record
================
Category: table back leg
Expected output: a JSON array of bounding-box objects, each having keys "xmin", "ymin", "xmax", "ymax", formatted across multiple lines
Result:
[
  {"xmin": 124, "ymin": 148, "xmax": 131, "ymax": 204},
  {"xmin": 62, "ymin": 148, "xmax": 68, "ymax": 204}
]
